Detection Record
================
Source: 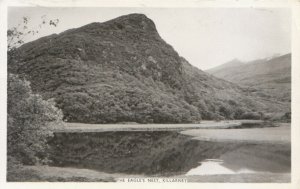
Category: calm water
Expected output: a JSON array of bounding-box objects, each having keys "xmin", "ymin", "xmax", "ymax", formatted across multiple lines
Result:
[
  {"xmin": 186, "ymin": 159, "xmax": 256, "ymax": 176},
  {"xmin": 49, "ymin": 129, "xmax": 290, "ymax": 176}
]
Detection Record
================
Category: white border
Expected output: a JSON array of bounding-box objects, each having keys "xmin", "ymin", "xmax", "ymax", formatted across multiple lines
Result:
[{"xmin": 1, "ymin": 0, "xmax": 299, "ymax": 189}]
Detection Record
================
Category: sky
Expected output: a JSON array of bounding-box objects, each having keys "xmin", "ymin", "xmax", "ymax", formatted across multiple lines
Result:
[{"xmin": 8, "ymin": 7, "xmax": 291, "ymax": 70}]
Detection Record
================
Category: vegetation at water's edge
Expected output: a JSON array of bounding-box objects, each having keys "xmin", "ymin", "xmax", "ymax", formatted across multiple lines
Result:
[{"xmin": 7, "ymin": 74, "xmax": 63, "ymax": 180}]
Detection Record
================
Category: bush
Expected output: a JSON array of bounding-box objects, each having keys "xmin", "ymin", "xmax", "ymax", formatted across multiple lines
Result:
[
  {"xmin": 219, "ymin": 105, "xmax": 233, "ymax": 118},
  {"xmin": 240, "ymin": 111, "xmax": 261, "ymax": 120},
  {"xmin": 233, "ymin": 107, "xmax": 246, "ymax": 119},
  {"xmin": 7, "ymin": 74, "xmax": 63, "ymax": 165},
  {"xmin": 214, "ymin": 114, "xmax": 225, "ymax": 121},
  {"xmin": 282, "ymin": 112, "xmax": 291, "ymax": 120}
]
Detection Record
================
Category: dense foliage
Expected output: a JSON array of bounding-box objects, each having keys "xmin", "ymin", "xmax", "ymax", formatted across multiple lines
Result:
[
  {"xmin": 7, "ymin": 74, "xmax": 63, "ymax": 165},
  {"xmin": 9, "ymin": 14, "xmax": 287, "ymax": 123}
]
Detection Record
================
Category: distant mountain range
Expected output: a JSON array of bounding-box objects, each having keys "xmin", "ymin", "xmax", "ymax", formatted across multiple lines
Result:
[
  {"xmin": 8, "ymin": 14, "xmax": 290, "ymax": 123},
  {"xmin": 206, "ymin": 53, "xmax": 291, "ymax": 103}
]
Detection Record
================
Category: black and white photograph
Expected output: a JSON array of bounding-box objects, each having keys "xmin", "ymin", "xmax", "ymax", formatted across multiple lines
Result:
[{"xmin": 1, "ymin": 0, "xmax": 300, "ymax": 187}]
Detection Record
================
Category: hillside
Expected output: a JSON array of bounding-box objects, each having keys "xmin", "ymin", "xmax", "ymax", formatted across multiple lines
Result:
[
  {"xmin": 206, "ymin": 54, "xmax": 291, "ymax": 103},
  {"xmin": 207, "ymin": 59, "xmax": 244, "ymax": 74},
  {"xmin": 8, "ymin": 14, "xmax": 290, "ymax": 123}
]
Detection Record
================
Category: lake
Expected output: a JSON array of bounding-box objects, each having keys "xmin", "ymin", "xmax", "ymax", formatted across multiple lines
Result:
[{"xmin": 39, "ymin": 122, "xmax": 291, "ymax": 182}]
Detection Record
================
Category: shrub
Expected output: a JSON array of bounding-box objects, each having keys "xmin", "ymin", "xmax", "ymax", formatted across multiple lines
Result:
[
  {"xmin": 219, "ymin": 104, "xmax": 233, "ymax": 119},
  {"xmin": 233, "ymin": 107, "xmax": 246, "ymax": 119},
  {"xmin": 240, "ymin": 111, "xmax": 261, "ymax": 120},
  {"xmin": 228, "ymin": 99, "xmax": 237, "ymax": 106},
  {"xmin": 280, "ymin": 112, "xmax": 291, "ymax": 122},
  {"xmin": 7, "ymin": 74, "xmax": 63, "ymax": 165},
  {"xmin": 214, "ymin": 114, "xmax": 225, "ymax": 121}
]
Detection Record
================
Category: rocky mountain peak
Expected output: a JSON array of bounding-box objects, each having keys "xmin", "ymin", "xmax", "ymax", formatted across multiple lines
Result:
[
  {"xmin": 107, "ymin": 13, "xmax": 158, "ymax": 32},
  {"xmin": 74, "ymin": 13, "xmax": 158, "ymax": 36}
]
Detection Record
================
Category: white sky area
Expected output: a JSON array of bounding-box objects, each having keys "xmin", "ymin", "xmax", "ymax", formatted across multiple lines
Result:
[{"xmin": 8, "ymin": 7, "xmax": 291, "ymax": 70}]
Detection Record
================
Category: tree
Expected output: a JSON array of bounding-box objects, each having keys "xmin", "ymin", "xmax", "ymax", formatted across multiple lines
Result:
[
  {"xmin": 7, "ymin": 74, "xmax": 63, "ymax": 165},
  {"xmin": 7, "ymin": 16, "xmax": 59, "ymax": 52},
  {"xmin": 219, "ymin": 104, "xmax": 233, "ymax": 119},
  {"xmin": 281, "ymin": 112, "xmax": 291, "ymax": 122},
  {"xmin": 240, "ymin": 111, "xmax": 261, "ymax": 120},
  {"xmin": 234, "ymin": 107, "xmax": 246, "ymax": 119},
  {"xmin": 258, "ymin": 111, "xmax": 264, "ymax": 120},
  {"xmin": 7, "ymin": 15, "xmax": 62, "ymax": 168},
  {"xmin": 7, "ymin": 16, "xmax": 59, "ymax": 69}
]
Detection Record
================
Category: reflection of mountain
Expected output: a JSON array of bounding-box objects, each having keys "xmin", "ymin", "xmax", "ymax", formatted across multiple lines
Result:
[
  {"xmin": 206, "ymin": 54, "xmax": 291, "ymax": 103},
  {"xmin": 8, "ymin": 14, "xmax": 290, "ymax": 123},
  {"xmin": 186, "ymin": 159, "xmax": 236, "ymax": 175}
]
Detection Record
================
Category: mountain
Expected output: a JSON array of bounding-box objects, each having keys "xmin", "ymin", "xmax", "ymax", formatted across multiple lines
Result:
[
  {"xmin": 206, "ymin": 54, "xmax": 291, "ymax": 103},
  {"xmin": 8, "ymin": 14, "xmax": 290, "ymax": 123},
  {"xmin": 207, "ymin": 59, "xmax": 244, "ymax": 74}
]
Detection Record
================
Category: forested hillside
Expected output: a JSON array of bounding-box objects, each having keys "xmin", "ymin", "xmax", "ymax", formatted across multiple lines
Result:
[{"xmin": 8, "ymin": 14, "xmax": 290, "ymax": 123}]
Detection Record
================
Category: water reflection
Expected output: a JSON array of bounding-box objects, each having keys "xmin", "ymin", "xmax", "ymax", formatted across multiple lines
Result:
[{"xmin": 186, "ymin": 159, "xmax": 255, "ymax": 176}]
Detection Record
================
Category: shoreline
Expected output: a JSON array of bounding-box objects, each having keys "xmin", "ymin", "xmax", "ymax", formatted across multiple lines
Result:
[{"xmin": 54, "ymin": 120, "xmax": 267, "ymax": 133}]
